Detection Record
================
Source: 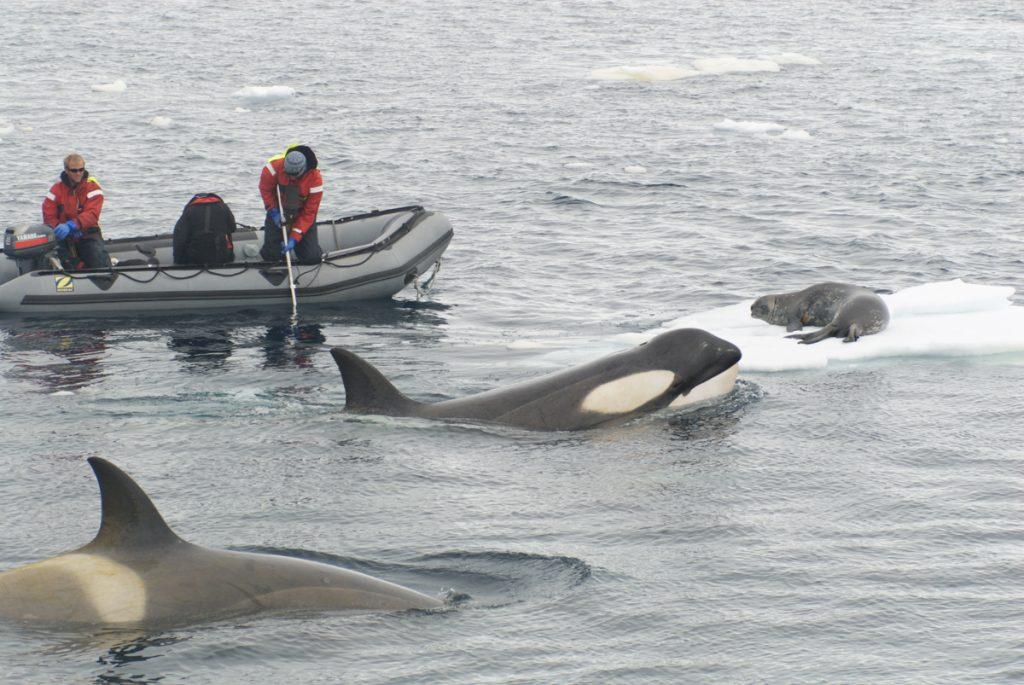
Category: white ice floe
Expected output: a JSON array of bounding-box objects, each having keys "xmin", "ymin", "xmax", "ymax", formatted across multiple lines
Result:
[
  {"xmin": 92, "ymin": 79, "xmax": 127, "ymax": 93},
  {"xmin": 624, "ymin": 165, "xmax": 647, "ymax": 173},
  {"xmin": 563, "ymin": 162, "xmax": 593, "ymax": 169},
  {"xmin": 714, "ymin": 118, "xmax": 785, "ymax": 134},
  {"xmin": 148, "ymin": 116, "xmax": 174, "ymax": 128},
  {"xmin": 234, "ymin": 107, "xmax": 251, "ymax": 113},
  {"xmin": 232, "ymin": 85, "xmax": 295, "ymax": 102},
  {"xmin": 693, "ymin": 56, "xmax": 781, "ymax": 74},
  {"xmin": 629, "ymin": 280, "xmax": 1024, "ymax": 373},
  {"xmin": 590, "ymin": 52, "xmax": 819, "ymax": 84},
  {"xmin": 589, "ymin": 65, "xmax": 700, "ymax": 81},
  {"xmin": 759, "ymin": 52, "xmax": 822, "ymax": 66},
  {"xmin": 0, "ymin": 120, "xmax": 14, "ymax": 136},
  {"xmin": 714, "ymin": 118, "xmax": 811, "ymax": 140}
]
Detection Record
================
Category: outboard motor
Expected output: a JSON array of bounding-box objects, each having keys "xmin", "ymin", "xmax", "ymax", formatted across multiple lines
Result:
[{"xmin": 3, "ymin": 224, "xmax": 59, "ymax": 276}]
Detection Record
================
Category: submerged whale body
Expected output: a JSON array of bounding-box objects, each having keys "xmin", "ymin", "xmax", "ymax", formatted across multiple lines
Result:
[
  {"xmin": 332, "ymin": 328, "xmax": 742, "ymax": 431},
  {"xmin": 0, "ymin": 458, "xmax": 441, "ymax": 629}
]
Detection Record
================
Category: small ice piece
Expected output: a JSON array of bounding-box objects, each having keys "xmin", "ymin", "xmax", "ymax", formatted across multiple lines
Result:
[
  {"xmin": 713, "ymin": 118, "xmax": 785, "ymax": 134},
  {"xmin": 693, "ymin": 57, "xmax": 781, "ymax": 74},
  {"xmin": 232, "ymin": 85, "xmax": 295, "ymax": 102},
  {"xmin": 234, "ymin": 107, "xmax": 251, "ymax": 113},
  {"xmin": 92, "ymin": 79, "xmax": 127, "ymax": 93},
  {"xmin": 589, "ymin": 64, "xmax": 700, "ymax": 81},
  {"xmin": 624, "ymin": 165, "xmax": 647, "ymax": 173},
  {"xmin": 149, "ymin": 116, "xmax": 174, "ymax": 128},
  {"xmin": 0, "ymin": 120, "xmax": 13, "ymax": 136}
]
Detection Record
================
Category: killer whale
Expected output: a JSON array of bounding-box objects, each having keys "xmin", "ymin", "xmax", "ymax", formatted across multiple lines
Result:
[
  {"xmin": 331, "ymin": 328, "xmax": 742, "ymax": 431},
  {"xmin": 0, "ymin": 458, "xmax": 442, "ymax": 629}
]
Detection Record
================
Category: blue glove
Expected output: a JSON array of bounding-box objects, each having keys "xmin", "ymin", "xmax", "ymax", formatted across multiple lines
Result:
[
  {"xmin": 53, "ymin": 219, "xmax": 78, "ymax": 240},
  {"xmin": 281, "ymin": 237, "xmax": 296, "ymax": 255},
  {"xmin": 267, "ymin": 207, "xmax": 282, "ymax": 228}
]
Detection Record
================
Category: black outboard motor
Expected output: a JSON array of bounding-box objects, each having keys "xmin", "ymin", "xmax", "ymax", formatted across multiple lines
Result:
[{"xmin": 3, "ymin": 224, "xmax": 59, "ymax": 276}]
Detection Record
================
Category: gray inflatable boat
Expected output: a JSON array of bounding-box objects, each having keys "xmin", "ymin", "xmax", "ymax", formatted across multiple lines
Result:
[{"xmin": 0, "ymin": 206, "xmax": 452, "ymax": 316}]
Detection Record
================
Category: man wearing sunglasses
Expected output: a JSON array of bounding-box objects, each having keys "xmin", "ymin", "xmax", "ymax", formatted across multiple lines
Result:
[
  {"xmin": 258, "ymin": 144, "xmax": 324, "ymax": 264},
  {"xmin": 42, "ymin": 153, "xmax": 112, "ymax": 270}
]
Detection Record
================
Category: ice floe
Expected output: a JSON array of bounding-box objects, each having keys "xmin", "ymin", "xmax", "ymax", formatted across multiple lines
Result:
[{"xmin": 92, "ymin": 79, "xmax": 127, "ymax": 93}]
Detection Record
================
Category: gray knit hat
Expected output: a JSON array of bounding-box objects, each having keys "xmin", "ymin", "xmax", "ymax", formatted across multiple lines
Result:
[{"xmin": 283, "ymin": 150, "xmax": 307, "ymax": 176}]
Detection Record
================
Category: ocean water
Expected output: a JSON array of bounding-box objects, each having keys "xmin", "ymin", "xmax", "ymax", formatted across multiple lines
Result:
[{"xmin": 1, "ymin": 0, "xmax": 1023, "ymax": 682}]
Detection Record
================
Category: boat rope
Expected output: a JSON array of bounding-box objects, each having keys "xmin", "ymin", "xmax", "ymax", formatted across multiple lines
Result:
[{"xmin": 413, "ymin": 258, "xmax": 442, "ymax": 300}]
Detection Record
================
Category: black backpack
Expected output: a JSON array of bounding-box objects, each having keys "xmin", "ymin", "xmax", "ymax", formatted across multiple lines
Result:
[{"xmin": 173, "ymin": 193, "xmax": 236, "ymax": 266}]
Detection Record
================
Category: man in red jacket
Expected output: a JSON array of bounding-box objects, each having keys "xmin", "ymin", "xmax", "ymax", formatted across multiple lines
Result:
[
  {"xmin": 42, "ymin": 153, "xmax": 111, "ymax": 270},
  {"xmin": 258, "ymin": 145, "xmax": 324, "ymax": 264}
]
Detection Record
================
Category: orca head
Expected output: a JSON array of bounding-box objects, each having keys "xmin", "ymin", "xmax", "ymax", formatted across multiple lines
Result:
[
  {"xmin": 639, "ymin": 328, "xmax": 742, "ymax": 398},
  {"xmin": 579, "ymin": 329, "xmax": 742, "ymax": 417}
]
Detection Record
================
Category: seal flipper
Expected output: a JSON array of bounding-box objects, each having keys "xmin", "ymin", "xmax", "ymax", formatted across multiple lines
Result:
[
  {"xmin": 786, "ymin": 324, "xmax": 836, "ymax": 345},
  {"xmin": 82, "ymin": 457, "xmax": 183, "ymax": 551},
  {"xmin": 330, "ymin": 348, "xmax": 424, "ymax": 416},
  {"xmin": 842, "ymin": 324, "xmax": 861, "ymax": 343},
  {"xmin": 786, "ymin": 320, "xmax": 803, "ymax": 332}
]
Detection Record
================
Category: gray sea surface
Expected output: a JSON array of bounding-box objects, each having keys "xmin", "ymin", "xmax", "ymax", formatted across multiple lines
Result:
[{"xmin": 1, "ymin": 0, "xmax": 1023, "ymax": 682}]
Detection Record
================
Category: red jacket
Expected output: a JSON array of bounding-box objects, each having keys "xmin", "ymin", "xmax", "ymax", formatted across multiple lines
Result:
[
  {"xmin": 259, "ymin": 156, "xmax": 323, "ymax": 241},
  {"xmin": 42, "ymin": 172, "xmax": 104, "ymax": 240}
]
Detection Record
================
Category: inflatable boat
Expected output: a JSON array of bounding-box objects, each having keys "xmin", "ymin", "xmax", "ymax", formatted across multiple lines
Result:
[{"xmin": 0, "ymin": 206, "xmax": 452, "ymax": 316}]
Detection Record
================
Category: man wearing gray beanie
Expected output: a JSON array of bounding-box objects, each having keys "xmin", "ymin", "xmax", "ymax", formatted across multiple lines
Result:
[{"xmin": 258, "ymin": 145, "xmax": 324, "ymax": 264}]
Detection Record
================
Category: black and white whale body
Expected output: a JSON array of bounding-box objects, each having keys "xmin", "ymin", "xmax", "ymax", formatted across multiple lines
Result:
[
  {"xmin": 0, "ymin": 458, "xmax": 441, "ymax": 629},
  {"xmin": 750, "ymin": 282, "xmax": 890, "ymax": 344},
  {"xmin": 331, "ymin": 328, "xmax": 742, "ymax": 431}
]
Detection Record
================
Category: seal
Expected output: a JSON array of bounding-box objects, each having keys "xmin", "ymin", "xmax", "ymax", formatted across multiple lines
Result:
[
  {"xmin": 750, "ymin": 282, "xmax": 889, "ymax": 344},
  {"xmin": 0, "ymin": 458, "xmax": 442, "ymax": 629},
  {"xmin": 331, "ymin": 328, "xmax": 742, "ymax": 431}
]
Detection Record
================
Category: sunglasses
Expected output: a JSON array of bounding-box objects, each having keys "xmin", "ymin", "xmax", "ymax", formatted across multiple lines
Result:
[{"xmin": 66, "ymin": 167, "xmax": 85, "ymax": 173}]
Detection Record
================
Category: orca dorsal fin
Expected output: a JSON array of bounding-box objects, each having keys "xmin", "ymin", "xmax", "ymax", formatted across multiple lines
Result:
[
  {"xmin": 83, "ymin": 457, "xmax": 182, "ymax": 550},
  {"xmin": 330, "ymin": 347, "xmax": 421, "ymax": 415}
]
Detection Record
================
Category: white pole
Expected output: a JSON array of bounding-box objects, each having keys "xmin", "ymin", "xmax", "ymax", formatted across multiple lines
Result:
[{"xmin": 275, "ymin": 184, "xmax": 299, "ymax": 324}]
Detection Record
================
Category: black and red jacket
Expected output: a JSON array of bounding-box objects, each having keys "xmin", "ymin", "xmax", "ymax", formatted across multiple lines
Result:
[{"xmin": 42, "ymin": 171, "xmax": 104, "ymax": 241}]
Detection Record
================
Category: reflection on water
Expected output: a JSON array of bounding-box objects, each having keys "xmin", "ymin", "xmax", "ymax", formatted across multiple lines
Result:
[
  {"xmin": 261, "ymin": 323, "xmax": 326, "ymax": 369},
  {"xmin": 2, "ymin": 325, "xmax": 108, "ymax": 392},
  {"xmin": 94, "ymin": 634, "xmax": 189, "ymax": 685},
  {"xmin": 0, "ymin": 299, "xmax": 451, "ymax": 391},
  {"xmin": 167, "ymin": 329, "xmax": 234, "ymax": 373}
]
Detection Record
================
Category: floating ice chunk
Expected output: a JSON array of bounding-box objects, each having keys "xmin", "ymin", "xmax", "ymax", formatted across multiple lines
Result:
[
  {"xmin": 20, "ymin": 126, "xmax": 32, "ymax": 132},
  {"xmin": 232, "ymin": 85, "xmax": 295, "ymax": 102},
  {"xmin": 234, "ymin": 107, "xmax": 251, "ymax": 113},
  {"xmin": 714, "ymin": 118, "xmax": 785, "ymax": 134},
  {"xmin": 92, "ymin": 79, "xmax": 127, "ymax": 93},
  {"xmin": 563, "ymin": 162, "xmax": 592, "ymax": 169},
  {"xmin": 590, "ymin": 64, "xmax": 700, "ymax": 81},
  {"xmin": 760, "ymin": 52, "xmax": 821, "ymax": 66},
  {"xmin": 507, "ymin": 340, "xmax": 548, "ymax": 350},
  {"xmin": 0, "ymin": 120, "xmax": 13, "ymax": 136},
  {"xmin": 694, "ymin": 57, "xmax": 781, "ymax": 74},
  {"xmin": 780, "ymin": 128, "xmax": 811, "ymax": 140},
  {"xmin": 624, "ymin": 165, "xmax": 646, "ymax": 173},
  {"xmin": 149, "ymin": 116, "xmax": 174, "ymax": 128},
  {"xmin": 714, "ymin": 119, "xmax": 810, "ymax": 139}
]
